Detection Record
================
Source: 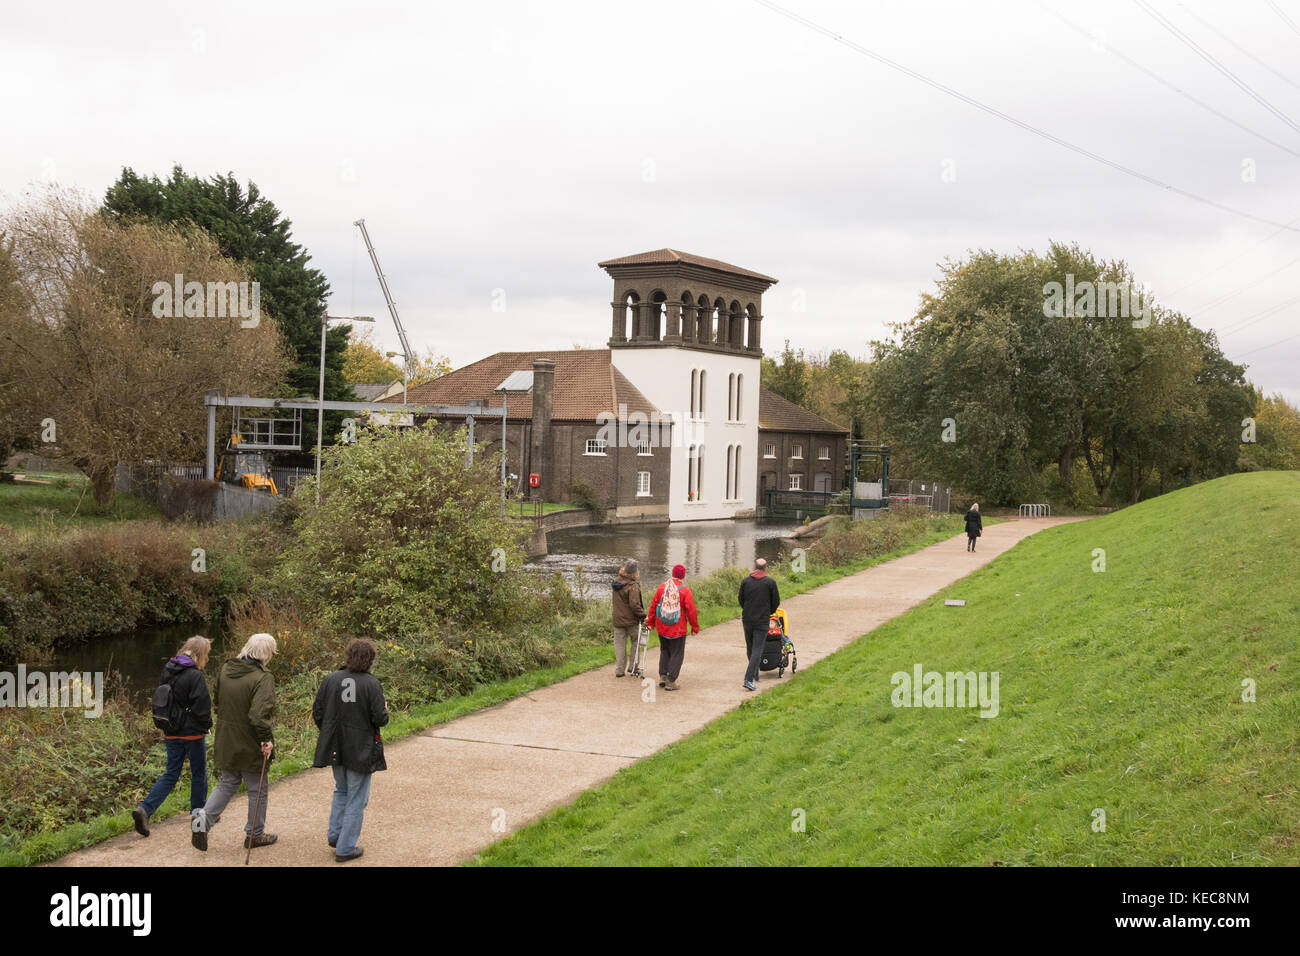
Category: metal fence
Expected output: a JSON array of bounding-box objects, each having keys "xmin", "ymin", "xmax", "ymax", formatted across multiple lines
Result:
[
  {"xmin": 765, "ymin": 489, "xmax": 840, "ymax": 519},
  {"xmin": 1018, "ymin": 503, "xmax": 1052, "ymax": 518},
  {"xmin": 888, "ymin": 479, "xmax": 954, "ymax": 513}
]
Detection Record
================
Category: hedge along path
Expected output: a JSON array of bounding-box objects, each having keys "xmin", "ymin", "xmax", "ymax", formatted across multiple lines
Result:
[{"xmin": 51, "ymin": 517, "xmax": 1084, "ymax": 867}]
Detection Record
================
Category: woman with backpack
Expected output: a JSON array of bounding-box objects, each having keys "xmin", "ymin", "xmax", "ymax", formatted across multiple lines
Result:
[
  {"xmin": 646, "ymin": 564, "xmax": 699, "ymax": 691},
  {"xmin": 131, "ymin": 635, "xmax": 213, "ymax": 837}
]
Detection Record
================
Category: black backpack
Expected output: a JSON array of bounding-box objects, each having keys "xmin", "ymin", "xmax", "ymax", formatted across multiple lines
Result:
[{"xmin": 151, "ymin": 672, "xmax": 188, "ymax": 732}]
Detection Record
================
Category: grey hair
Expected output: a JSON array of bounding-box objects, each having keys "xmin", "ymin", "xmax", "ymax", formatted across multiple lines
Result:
[
  {"xmin": 237, "ymin": 632, "xmax": 277, "ymax": 664},
  {"xmin": 622, "ymin": 558, "xmax": 639, "ymax": 577},
  {"xmin": 754, "ymin": 558, "xmax": 767, "ymax": 570}
]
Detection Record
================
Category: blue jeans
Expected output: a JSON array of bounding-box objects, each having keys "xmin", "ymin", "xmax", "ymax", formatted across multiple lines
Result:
[
  {"xmin": 744, "ymin": 625, "xmax": 769, "ymax": 685},
  {"xmin": 141, "ymin": 737, "xmax": 208, "ymax": 816},
  {"xmin": 328, "ymin": 765, "xmax": 373, "ymax": 855}
]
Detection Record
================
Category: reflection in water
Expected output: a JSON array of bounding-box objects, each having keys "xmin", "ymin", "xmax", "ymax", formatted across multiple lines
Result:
[
  {"xmin": 32, "ymin": 520, "xmax": 800, "ymax": 699},
  {"xmin": 36, "ymin": 621, "xmax": 231, "ymax": 704},
  {"xmin": 532, "ymin": 519, "xmax": 800, "ymax": 585}
]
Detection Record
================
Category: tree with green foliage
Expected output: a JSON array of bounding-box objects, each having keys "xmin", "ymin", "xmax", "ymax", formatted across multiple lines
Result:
[
  {"xmin": 102, "ymin": 165, "xmax": 354, "ymax": 444},
  {"xmin": 280, "ymin": 423, "xmax": 526, "ymax": 640},
  {"xmin": 870, "ymin": 243, "xmax": 1255, "ymax": 505},
  {"xmin": 1240, "ymin": 391, "xmax": 1300, "ymax": 471},
  {"xmin": 0, "ymin": 188, "xmax": 289, "ymax": 502},
  {"xmin": 760, "ymin": 340, "xmax": 811, "ymax": 409}
]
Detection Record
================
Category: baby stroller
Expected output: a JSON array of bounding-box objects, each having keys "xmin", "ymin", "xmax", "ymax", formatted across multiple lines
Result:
[{"xmin": 758, "ymin": 608, "xmax": 797, "ymax": 678}]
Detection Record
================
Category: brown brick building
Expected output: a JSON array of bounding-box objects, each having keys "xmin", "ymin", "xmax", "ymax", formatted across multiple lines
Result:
[
  {"xmin": 756, "ymin": 389, "xmax": 849, "ymax": 504},
  {"xmin": 394, "ymin": 249, "xmax": 849, "ymax": 521}
]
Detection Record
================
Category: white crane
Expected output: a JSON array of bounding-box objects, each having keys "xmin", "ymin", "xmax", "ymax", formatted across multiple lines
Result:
[{"xmin": 353, "ymin": 218, "xmax": 415, "ymax": 377}]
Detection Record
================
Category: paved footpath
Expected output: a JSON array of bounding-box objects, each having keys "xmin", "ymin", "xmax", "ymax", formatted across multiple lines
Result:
[{"xmin": 54, "ymin": 516, "xmax": 1082, "ymax": 867}]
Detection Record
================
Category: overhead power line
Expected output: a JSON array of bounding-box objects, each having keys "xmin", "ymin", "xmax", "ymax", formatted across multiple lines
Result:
[
  {"xmin": 1039, "ymin": 2, "xmax": 1300, "ymax": 160},
  {"xmin": 1269, "ymin": 1, "xmax": 1300, "ymax": 40},
  {"xmin": 1134, "ymin": 0, "xmax": 1300, "ymax": 136},
  {"xmin": 1178, "ymin": 2, "xmax": 1300, "ymax": 94},
  {"xmin": 1191, "ymin": 253, "xmax": 1300, "ymax": 316},
  {"xmin": 1217, "ymin": 290, "xmax": 1300, "ymax": 335},
  {"xmin": 749, "ymin": 0, "xmax": 1300, "ymax": 233},
  {"xmin": 1235, "ymin": 327, "xmax": 1300, "ymax": 356}
]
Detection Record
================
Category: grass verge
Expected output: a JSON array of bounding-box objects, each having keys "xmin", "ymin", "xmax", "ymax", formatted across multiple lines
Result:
[{"xmin": 472, "ymin": 471, "xmax": 1300, "ymax": 866}]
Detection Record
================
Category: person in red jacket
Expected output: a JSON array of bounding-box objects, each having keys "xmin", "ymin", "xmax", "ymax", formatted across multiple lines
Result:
[{"xmin": 646, "ymin": 563, "xmax": 699, "ymax": 691}]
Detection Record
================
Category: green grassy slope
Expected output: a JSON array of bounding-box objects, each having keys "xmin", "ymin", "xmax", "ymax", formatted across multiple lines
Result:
[
  {"xmin": 0, "ymin": 481, "xmax": 158, "ymax": 530},
  {"xmin": 476, "ymin": 471, "xmax": 1300, "ymax": 866}
]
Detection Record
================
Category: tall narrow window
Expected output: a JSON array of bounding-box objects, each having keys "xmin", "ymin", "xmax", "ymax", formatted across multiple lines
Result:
[
  {"xmin": 696, "ymin": 445, "xmax": 704, "ymax": 500},
  {"xmin": 736, "ymin": 374, "xmax": 743, "ymax": 420},
  {"xmin": 734, "ymin": 444, "xmax": 742, "ymax": 501},
  {"xmin": 698, "ymin": 370, "xmax": 706, "ymax": 418},
  {"xmin": 726, "ymin": 446, "xmax": 733, "ymax": 499},
  {"xmin": 728, "ymin": 373, "xmax": 735, "ymax": 422},
  {"xmin": 690, "ymin": 369, "xmax": 697, "ymax": 419},
  {"xmin": 687, "ymin": 444, "xmax": 696, "ymax": 501}
]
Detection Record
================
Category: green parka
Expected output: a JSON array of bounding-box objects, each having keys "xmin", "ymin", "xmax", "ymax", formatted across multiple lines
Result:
[{"xmin": 212, "ymin": 656, "xmax": 276, "ymax": 774}]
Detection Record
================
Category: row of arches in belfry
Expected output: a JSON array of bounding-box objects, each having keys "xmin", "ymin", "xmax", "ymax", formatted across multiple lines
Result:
[{"xmin": 617, "ymin": 290, "xmax": 761, "ymax": 349}]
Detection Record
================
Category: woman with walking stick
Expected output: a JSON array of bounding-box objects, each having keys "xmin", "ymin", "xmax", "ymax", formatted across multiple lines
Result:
[{"xmin": 191, "ymin": 633, "xmax": 278, "ymax": 854}]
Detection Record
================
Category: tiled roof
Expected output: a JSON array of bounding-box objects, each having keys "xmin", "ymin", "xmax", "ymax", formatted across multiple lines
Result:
[
  {"xmin": 403, "ymin": 350, "xmax": 659, "ymax": 421},
  {"xmin": 598, "ymin": 248, "xmax": 777, "ymax": 284},
  {"xmin": 758, "ymin": 387, "xmax": 849, "ymax": 434}
]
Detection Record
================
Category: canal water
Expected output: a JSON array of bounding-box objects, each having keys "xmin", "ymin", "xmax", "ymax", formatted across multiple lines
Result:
[
  {"xmin": 535, "ymin": 518, "xmax": 800, "ymax": 585},
  {"xmin": 35, "ymin": 519, "xmax": 799, "ymax": 699}
]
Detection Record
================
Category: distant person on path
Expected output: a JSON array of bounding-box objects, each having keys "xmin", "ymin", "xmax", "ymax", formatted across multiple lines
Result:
[
  {"xmin": 610, "ymin": 559, "xmax": 645, "ymax": 677},
  {"xmin": 131, "ymin": 636, "xmax": 213, "ymax": 837},
  {"xmin": 312, "ymin": 638, "xmax": 389, "ymax": 863},
  {"xmin": 646, "ymin": 564, "xmax": 699, "ymax": 691},
  {"xmin": 739, "ymin": 558, "xmax": 781, "ymax": 691},
  {"xmin": 965, "ymin": 502, "xmax": 982, "ymax": 552},
  {"xmin": 192, "ymin": 633, "xmax": 277, "ymax": 853}
]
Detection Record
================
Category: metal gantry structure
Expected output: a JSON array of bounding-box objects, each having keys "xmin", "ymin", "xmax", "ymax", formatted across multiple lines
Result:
[{"xmin": 848, "ymin": 441, "xmax": 890, "ymax": 514}]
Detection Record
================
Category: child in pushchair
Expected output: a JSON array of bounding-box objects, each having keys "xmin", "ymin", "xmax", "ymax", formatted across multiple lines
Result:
[{"xmin": 758, "ymin": 607, "xmax": 797, "ymax": 678}]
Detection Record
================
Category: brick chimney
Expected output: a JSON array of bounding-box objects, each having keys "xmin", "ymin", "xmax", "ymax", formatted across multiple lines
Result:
[{"xmin": 530, "ymin": 358, "xmax": 555, "ymax": 497}]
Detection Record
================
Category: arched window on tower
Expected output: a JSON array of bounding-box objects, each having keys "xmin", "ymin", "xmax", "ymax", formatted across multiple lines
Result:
[{"xmin": 624, "ymin": 292, "xmax": 640, "ymax": 339}]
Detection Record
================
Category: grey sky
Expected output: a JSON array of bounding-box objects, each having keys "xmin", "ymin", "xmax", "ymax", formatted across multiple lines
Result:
[{"xmin": 4, "ymin": 0, "xmax": 1297, "ymax": 404}]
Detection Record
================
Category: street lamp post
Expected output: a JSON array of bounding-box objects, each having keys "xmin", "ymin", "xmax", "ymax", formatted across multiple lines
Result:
[
  {"xmin": 385, "ymin": 351, "xmax": 409, "ymax": 404},
  {"xmin": 318, "ymin": 314, "xmax": 374, "ymax": 503}
]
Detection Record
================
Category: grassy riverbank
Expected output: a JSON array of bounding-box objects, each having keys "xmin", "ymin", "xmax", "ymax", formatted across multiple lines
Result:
[
  {"xmin": 474, "ymin": 472, "xmax": 1300, "ymax": 866},
  {"xmin": 0, "ymin": 479, "xmax": 158, "ymax": 531},
  {"xmin": 2, "ymin": 507, "xmax": 973, "ymax": 866}
]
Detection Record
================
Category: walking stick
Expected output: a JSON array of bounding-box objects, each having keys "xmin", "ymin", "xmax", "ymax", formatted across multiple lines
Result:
[{"xmin": 244, "ymin": 747, "xmax": 270, "ymax": 866}]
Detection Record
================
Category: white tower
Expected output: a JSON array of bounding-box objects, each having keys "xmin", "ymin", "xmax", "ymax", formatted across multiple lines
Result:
[{"xmin": 601, "ymin": 249, "xmax": 775, "ymax": 522}]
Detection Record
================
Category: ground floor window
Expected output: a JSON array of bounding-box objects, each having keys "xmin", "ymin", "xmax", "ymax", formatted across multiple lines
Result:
[
  {"xmin": 687, "ymin": 444, "xmax": 705, "ymax": 501},
  {"xmin": 637, "ymin": 471, "xmax": 651, "ymax": 496},
  {"xmin": 789, "ymin": 473, "xmax": 802, "ymax": 490}
]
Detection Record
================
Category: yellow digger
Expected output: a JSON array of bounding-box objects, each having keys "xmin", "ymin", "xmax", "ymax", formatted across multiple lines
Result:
[{"xmin": 216, "ymin": 433, "xmax": 279, "ymax": 495}]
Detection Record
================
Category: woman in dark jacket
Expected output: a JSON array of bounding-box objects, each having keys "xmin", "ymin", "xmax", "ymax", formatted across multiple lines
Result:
[
  {"xmin": 132, "ymin": 636, "xmax": 213, "ymax": 837},
  {"xmin": 964, "ymin": 502, "xmax": 983, "ymax": 552},
  {"xmin": 312, "ymin": 638, "xmax": 389, "ymax": 862},
  {"xmin": 611, "ymin": 559, "xmax": 645, "ymax": 677}
]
